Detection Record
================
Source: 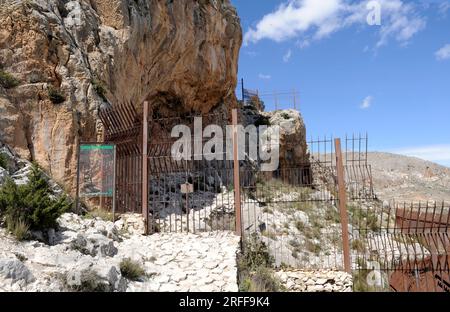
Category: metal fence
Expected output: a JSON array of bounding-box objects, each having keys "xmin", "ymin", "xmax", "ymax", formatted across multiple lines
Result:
[
  {"xmin": 91, "ymin": 102, "xmax": 450, "ymax": 292},
  {"xmin": 350, "ymin": 200, "xmax": 450, "ymax": 292},
  {"xmin": 240, "ymin": 135, "xmax": 372, "ymax": 271}
]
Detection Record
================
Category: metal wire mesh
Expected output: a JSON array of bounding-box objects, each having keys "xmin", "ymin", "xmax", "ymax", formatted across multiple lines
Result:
[{"xmin": 350, "ymin": 200, "xmax": 450, "ymax": 292}]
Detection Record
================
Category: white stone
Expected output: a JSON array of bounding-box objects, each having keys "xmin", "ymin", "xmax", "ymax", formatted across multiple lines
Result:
[{"xmin": 0, "ymin": 259, "xmax": 35, "ymax": 284}]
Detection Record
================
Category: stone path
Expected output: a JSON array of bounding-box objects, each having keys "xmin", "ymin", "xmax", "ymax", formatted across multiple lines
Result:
[{"xmin": 0, "ymin": 213, "xmax": 240, "ymax": 292}]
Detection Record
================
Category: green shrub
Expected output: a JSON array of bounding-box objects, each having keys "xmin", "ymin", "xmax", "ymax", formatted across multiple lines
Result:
[
  {"xmin": 120, "ymin": 258, "xmax": 145, "ymax": 281},
  {"xmin": 238, "ymin": 235, "xmax": 274, "ymax": 271},
  {"xmin": 0, "ymin": 153, "xmax": 8, "ymax": 169},
  {"xmin": 238, "ymin": 235, "xmax": 284, "ymax": 292},
  {"xmin": 0, "ymin": 70, "xmax": 19, "ymax": 89},
  {"xmin": 48, "ymin": 86, "xmax": 66, "ymax": 104},
  {"xmin": 0, "ymin": 164, "xmax": 71, "ymax": 235},
  {"xmin": 92, "ymin": 79, "xmax": 107, "ymax": 101},
  {"xmin": 280, "ymin": 112, "xmax": 290, "ymax": 120}
]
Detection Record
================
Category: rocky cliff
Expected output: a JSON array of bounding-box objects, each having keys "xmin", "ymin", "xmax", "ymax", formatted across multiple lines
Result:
[{"xmin": 0, "ymin": 0, "xmax": 242, "ymax": 193}]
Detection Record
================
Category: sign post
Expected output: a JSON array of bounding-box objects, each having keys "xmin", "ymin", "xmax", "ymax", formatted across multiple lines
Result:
[{"xmin": 75, "ymin": 143, "xmax": 116, "ymax": 216}]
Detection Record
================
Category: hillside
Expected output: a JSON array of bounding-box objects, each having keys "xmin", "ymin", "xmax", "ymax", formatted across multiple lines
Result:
[{"xmin": 368, "ymin": 152, "xmax": 450, "ymax": 203}]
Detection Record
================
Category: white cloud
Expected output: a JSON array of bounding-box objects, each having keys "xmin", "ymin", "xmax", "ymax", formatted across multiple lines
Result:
[
  {"xmin": 360, "ymin": 95, "xmax": 373, "ymax": 109},
  {"xmin": 243, "ymin": 0, "xmax": 426, "ymax": 49},
  {"xmin": 283, "ymin": 49, "xmax": 292, "ymax": 62},
  {"xmin": 258, "ymin": 74, "xmax": 272, "ymax": 80},
  {"xmin": 439, "ymin": 2, "xmax": 450, "ymax": 16},
  {"xmin": 392, "ymin": 145, "xmax": 450, "ymax": 167},
  {"xmin": 435, "ymin": 44, "xmax": 450, "ymax": 61}
]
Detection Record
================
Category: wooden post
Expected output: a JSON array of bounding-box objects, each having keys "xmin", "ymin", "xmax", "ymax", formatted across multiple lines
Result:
[
  {"xmin": 232, "ymin": 109, "xmax": 242, "ymax": 237},
  {"xmin": 142, "ymin": 101, "xmax": 149, "ymax": 235},
  {"xmin": 335, "ymin": 138, "xmax": 351, "ymax": 273}
]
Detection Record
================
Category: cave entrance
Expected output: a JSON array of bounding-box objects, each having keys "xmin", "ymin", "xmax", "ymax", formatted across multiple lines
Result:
[{"xmin": 88, "ymin": 101, "xmax": 239, "ymax": 234}]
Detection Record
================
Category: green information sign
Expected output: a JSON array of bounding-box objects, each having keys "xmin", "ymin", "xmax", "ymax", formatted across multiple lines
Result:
[{"xmin": 77, "ymin": 143, "xmax": 116, "ymax": 199}]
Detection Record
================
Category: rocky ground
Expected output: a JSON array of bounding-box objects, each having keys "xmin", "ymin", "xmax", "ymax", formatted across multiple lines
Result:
[
  {"xmin": 0, "ymin": 213, "xmax": 240, "ymax": 292},
  {"xmin": 275, "ymin": 270, "xmax": 352, "ymax": 292}
]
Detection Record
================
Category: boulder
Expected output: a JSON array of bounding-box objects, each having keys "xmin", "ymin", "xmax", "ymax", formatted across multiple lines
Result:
[{"xmin": 0, "ymin": 259, "xmax": 35, "ymax": 284}]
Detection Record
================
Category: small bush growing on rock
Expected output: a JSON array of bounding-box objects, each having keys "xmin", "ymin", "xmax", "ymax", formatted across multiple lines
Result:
[
  {"xmin": 238, "ymin": 234, "xmax": 274, "ymax": 270},
  {"xmin": 238, "ymin": 235, "xmax": 284, "ymax": 292},
  {"xmin": 83, "ymin": 209, "xmax": 114, "ymax": 222},
  {"xmin": 120, "ymin": 258, "xmax": 145, "ymax": 281},
  {"xmin": 280, "ymin": 112, "xmax": 290, "ymax": 120},
  {"xmin": 92, "ymin": 79, "xmax": 107, "ymax": 101},
  {"xmin": 48, "ymin": 86, "xmax": 66, "ymax": 104},
  {"xmin": 0, "ymin": 70, "xmax": 19, "ymax": 89},
  {"xmin": 240, "ymin": 267, "xmax": 284, "ymax": 292},
  {"xmin": 65, "ymin": 269, "xmax": 109, "ymax": 292},
  {"xmin": 305, "ymin": 241, "xmax": 322, "ymax": 254},
  {"xmin": 6, "ymin": 216, "xmax": 30, "ymax": 241},
  {"xmin": 0, "ymin": 153, "xmax": 8, "ymax": 169},
  {"xmin": 0, "ymin": 164, "xmax": 70, "ymax": 238}
]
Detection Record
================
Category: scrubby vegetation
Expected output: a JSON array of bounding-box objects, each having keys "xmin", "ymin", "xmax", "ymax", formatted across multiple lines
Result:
[
  {"xmin": 120, "ymin": 258, "xmax": 146, "ymax": 281},
  {"xmin": 0, "ymin": 70, "xmax": 20, "ymax": 89},
  {"xmin": 348, "ymin": 204, "xmax": 380, "ymax": 232},
  {"xmin": 0, "ymin": 153, "xmax": 8, "ymax": 169},
  {"xmin": 280, "ymin": 112, "xmax": 290, "ymax": 120},
  {"xmin": 92, "ymin": 78, "xmax": 107, "ymax": 101},
  {"xmin": 238, "ymin": 235, "xmax": 284, "ymax": 292},
  {"xmin": 83, "ymin": 209, "xmax": 114, "ymax": 222},
  {"xmin": 65, "ymin": 269, "xmax": 109, "ymax": 292},
  {"xmin": 0, "ymin": 164, "xmax": 71, "ymax": 240},
  {"xmin": 48, "ymin": 86, "xmax": 66, "ymax": 104}
]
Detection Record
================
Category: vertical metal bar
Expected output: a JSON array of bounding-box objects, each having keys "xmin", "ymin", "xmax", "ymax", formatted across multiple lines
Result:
[
  {"xmin": 75, "ymin": 141, "xmax": 81, "ymax": 214},
  {"xmin": 142, "ymin": 101, "xmax": 149, "ymax": 235},
  {"xmin": 99, "ymin": 126, "xmax": 106, "ymax": 212},
  {"xmin": 112, "ymin": 144, "xmax": 117, "ymax": 222},
  {"xmin": 335, "ymin": 138, "xmax": 351, "ymax": 273},
  {"xmin": 241, "ymin": 78, "xmax": 245, "ymax": 102},
  {"xmin": 232, "ymin": 109, "xmax": 242, "ymax": 237}
]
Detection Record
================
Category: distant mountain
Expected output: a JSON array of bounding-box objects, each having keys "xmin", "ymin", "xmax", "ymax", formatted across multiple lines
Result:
[{"xmin": 367, "ymin": 152, "xmax": 450, "ymax": 203}]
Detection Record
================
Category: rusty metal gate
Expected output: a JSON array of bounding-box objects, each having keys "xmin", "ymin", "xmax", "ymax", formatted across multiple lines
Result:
[{"xmin": 144, "ymin": 110, "xmax": 236, "ymax": 233}]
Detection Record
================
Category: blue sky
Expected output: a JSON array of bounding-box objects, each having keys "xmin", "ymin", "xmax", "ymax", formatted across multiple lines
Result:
[{"xmin": 232, "ymin": 0, "xmax": 450, "ymax": 167}]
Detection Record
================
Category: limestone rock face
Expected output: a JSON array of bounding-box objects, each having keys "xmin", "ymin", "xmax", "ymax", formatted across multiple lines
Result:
[
  {"xmin": 0, "ymin": 0, "xmax": 242, "ymax": 193},
  {"xmin": 264, "ymin": 109, "xmax": 309, "ymax": 170}
]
